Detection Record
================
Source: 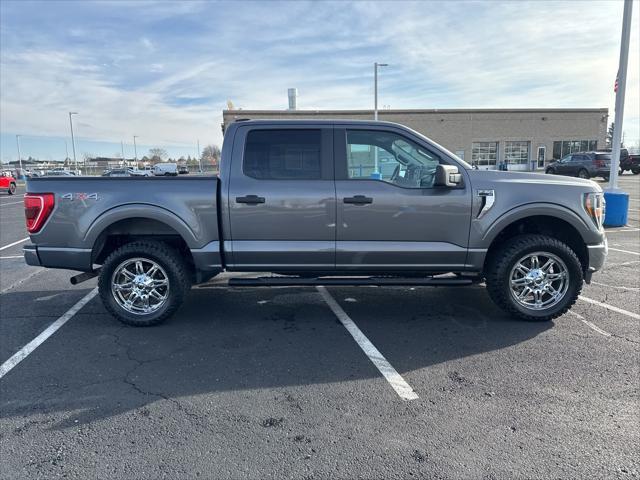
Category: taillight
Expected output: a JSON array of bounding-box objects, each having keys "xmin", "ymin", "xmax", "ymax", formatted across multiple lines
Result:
[{"xmin": 24, "ymin": 193, "xmax": 55, "ymax": 233}]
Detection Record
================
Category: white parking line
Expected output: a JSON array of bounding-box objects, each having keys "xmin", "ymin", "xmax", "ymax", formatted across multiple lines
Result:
[
  {"xmin": 0, "ymin": 200, "xmax": 23, "ymax": 206},
  {"xmin": 608, "ymin": 247, "xmax": 640, "ymax": 256},
  {"xmin": 0, "ymin": 287, "xmax": 98, "ymax": 379},
  {"xmin": 316, "ymin": 286, "xmax": 419, "ymax": 401},
  {"xmin": 606, "ymin": 260, "xmax": 640, "ymax": 268},
  {"xmin": 567, "ymin": 310, "xmax": 611, "ymax": 337},
  {"xmin": 578, "ymin": 296, "xmax": 640, "ymax": 320},
  {"xmin": 0, "ymin": 255, "xmax": 23, "ymax": 259},
  {"xmin": 605, "ymin": 228, "xmax": 640, "ymax": 233},
  {"xmin": 591, "ymin": 281, "xmax": 640, "ymax": 291},
  {"xmin": 0, "ymin": 237, "xmax": 29, "ymax": 251},
  {"xmin": 0, "ymin": 268, "xmax": 44, "ymax": 294}
]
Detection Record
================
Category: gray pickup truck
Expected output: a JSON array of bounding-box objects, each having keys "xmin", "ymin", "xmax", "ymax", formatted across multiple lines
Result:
[{"xmin": 24, "ymin": 120, "xmax": 607, "ymax": 326}]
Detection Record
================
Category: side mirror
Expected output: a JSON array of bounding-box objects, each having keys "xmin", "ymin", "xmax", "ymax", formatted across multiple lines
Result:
[{"xmin": 435, "ymin": 164, "xmax": 461, "ymax": 187}]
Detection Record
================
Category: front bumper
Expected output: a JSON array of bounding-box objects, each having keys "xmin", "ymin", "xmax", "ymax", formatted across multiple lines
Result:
[
  {"xmin": 585, "ymin": 237, "xmax": 608, "ymax": 282},
  {"xmin": 23, "ymin": 244, "xmax": 93, "ymax": 271}
]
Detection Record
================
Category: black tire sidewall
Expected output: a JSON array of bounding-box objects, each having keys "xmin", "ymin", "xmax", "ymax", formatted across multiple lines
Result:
[
  {"xmin": 8, "ymin": 184, "xmax": 16, "ymax": 195},
  {"xmin": 578, "ymin": 169, "xmax": 589, "ymax": 179},
  {"xmin": 98, "ymin": 242, "xmax": 188, "ymax": 326},
  {"xmin": 488, "ymin": 235, "xmax": 583, "ymax": 321}
]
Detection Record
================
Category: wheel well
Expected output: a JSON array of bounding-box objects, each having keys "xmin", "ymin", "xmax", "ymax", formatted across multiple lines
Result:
[
  {"xmin": 484, "ymin": 216, "xmax": 588, "ymax": 272},
  {"xmin": 92, "ymin": 218, "xmax": 195, "ymax": 275}
]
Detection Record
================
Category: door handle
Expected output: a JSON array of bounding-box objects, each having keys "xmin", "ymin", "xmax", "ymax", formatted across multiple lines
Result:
[
  {"xmin": 236, "ymin": 195, "xmax": 265, "ymax": 204},
  {"xmin": 343, "ymin": 195, "xmax": 373, "ymax": 205}
]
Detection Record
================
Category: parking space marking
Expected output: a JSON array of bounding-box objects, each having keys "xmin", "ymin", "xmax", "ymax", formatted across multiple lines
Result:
[
  {"xmin": 608, "ymin": 247, "xmax": 640, "ymax": 256},
  {"xmin": 605, "ymin": 228, "xmax": 640, "ymax": 233},
  {"xmin": 0, "ymin": 268, "xmax": 44, "ymax": 294},
  {"xmin": 578, "ymin": 296, "xmax": 640, "ymax": 320},
  {"xmin": 567, "ymin": 310, "xmax": 611, "ymax": 337},
  {"xmin": 0, "ymin": 200, "xmax": 23, "ymax": 206},
  {"xmin": 316, "ymin": 286, "xmax": 419, "ymax": 401},
  {"xmin": 0, "ymin": 287, "xmax": 98, "ymax": 380},
  {"xmin": 0, "ymin": 237, "xmax": 29, "ymax": 251},
  {"xmin": 0, "ymin": 255, "xmax": 23, "ymax": 259},
  {"xmin": 606, "ymin": 260, "xmax": 640, "ymax": 268},
  {"xmin": 591, "ymin": 281, "xmax": 639, "ymax": 291}
]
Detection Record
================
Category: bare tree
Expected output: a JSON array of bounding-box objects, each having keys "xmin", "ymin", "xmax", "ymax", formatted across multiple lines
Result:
[
  {"xmin": 200, "ymin": 144, "xmax": 221, "ymax": 165},
  {"xmin": 148, "ymin": 148, "xmax": 168, "ymax": 163}
]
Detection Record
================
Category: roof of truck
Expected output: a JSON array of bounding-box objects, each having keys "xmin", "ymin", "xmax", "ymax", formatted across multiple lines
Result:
[{"xmin": 230, "ymin": 119, "xmax": 404, "ymax": 127}]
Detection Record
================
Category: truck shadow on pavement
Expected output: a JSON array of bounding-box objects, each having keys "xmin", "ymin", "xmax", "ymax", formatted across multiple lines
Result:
[{"xmin": 1, "ymin": 285, "xmax": 552, "ymax": 429}]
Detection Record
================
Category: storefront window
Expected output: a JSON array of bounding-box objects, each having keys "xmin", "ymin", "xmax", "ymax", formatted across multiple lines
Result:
[
  {"xmin": 552, "ymin": 140, "xmax": 598, "ymax": 159},
  {"xmin": 472, "ymin": 142, "xmax": 498, "ymax": 166},
  {"xmin": 505, "ymin": 141, "xmax": 529, "ymax": 164}
]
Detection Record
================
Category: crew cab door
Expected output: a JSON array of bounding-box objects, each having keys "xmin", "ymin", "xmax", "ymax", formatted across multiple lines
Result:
[
  {"xmin": 334, "ymin": 126, "xmax": 471, "ymax": 271},
  {"xmin": 225, "ymin": 125, "xmax": 335, "ymax": 271}
]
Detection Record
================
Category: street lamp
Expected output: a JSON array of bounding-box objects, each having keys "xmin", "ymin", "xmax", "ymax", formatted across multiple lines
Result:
[
  {"xmin": 133, "ymin": 135, "xmax": 139, "ymax": 164},
  {"xmin": 68, "ymin": 112, "xmax": 78, "ymax": 172},
  {"xmin": 16, "ymin": 135, "xmax": 23, "ymax": 176},
  {"xmin": 374, "ymin": 62, "xmax": 388, "ymax": 121}
]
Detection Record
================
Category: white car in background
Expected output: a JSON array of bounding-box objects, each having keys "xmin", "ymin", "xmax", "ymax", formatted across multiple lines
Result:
[{"xmin": 153, "ymin": 163, "xmax": 178, "ymax": 176}]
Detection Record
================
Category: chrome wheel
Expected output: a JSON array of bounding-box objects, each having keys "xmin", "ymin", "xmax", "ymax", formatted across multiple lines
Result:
[
  {"xmin": 509, "ymin": 252, "xmax": 569, "ymax": 311},
  {"xmin": 111, "ymin": 258, "xmax": 169, "ymax": 315}
]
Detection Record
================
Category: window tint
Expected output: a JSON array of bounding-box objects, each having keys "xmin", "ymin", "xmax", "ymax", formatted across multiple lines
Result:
[
  {"xmin": 346, "ymin": 130, "xmax": 441, "ymax": 188},
  {"xmin": 244, "ymin": 129, "xmax": 321, "ymax": 180}
]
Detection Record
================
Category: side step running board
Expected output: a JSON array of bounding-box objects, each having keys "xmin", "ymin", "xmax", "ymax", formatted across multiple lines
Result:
[{"xmin": 228, "ymin": 276, "xmax": 473, "ymax": 287}]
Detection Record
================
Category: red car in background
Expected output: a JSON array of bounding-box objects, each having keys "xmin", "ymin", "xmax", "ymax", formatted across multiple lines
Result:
[{"xmin": 1, "ymin": 172, "xmax": 17, "ymax": 195}]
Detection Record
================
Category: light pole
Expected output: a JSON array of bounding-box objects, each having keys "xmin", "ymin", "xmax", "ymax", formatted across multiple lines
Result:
[
  {"xmin": 604, "ymin": 0, "xmax": 633, "ymax": 227},
  {"xmin": 133, "ymin": 136, "xmax": 139, "ymax": 164},
  {"xmin": 197, "ymin": 139, "xmax": 202, "ymax": 173},
  {"xmin": 121, "ymin": 141, "xmax": 125, "ymax": 167},
  {"xmin": 608, "ymin": 0, "xmax": 633, "ymax": 191},
  {"xmin": 68, "ymin": 112, "xmax": 78, "ymax": 172},
  {"xmin": 373, "ymin": 62, "xmax": 388, "ymax": 177},
  {"xmin": 64, "ymin": 140, "xmax": 69, "ymax": 166},
  {"xmin": 374, "ymin": 62, "xmax": 388, "ymax": 121},
  {"xmin": 16, "ymin": 135, "xmax": 23, "ymax": 177}
]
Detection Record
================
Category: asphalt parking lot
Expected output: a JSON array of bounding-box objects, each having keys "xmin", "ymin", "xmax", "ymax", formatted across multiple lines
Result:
[{"xmin": 1, "ymin": 176, "xmax": 639, "ymax": 479}]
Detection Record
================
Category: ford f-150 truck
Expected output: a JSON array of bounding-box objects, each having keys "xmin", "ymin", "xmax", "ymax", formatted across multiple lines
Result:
[{"xmin": 23, "ymin": 120, "xmax": 607, "ymax": 326}]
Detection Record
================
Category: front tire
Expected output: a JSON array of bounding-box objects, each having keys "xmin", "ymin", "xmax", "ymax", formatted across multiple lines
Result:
[
  {"xmin": 578, "ymin": 169, "xmax": 589, "ymax": 179},
  {"xmin": 98, "ymin": 240, "xmax": 190, "ymax": 326},
  {"xmin": 8, "ymin": 183, "xmax": 16, "ymax": 195},
  {"xmin": 485, "ymin": 234, "xmax": 583, "ymax": 321},
  {"xmin": 545, "ymin": 168, "xmax": 555, "ymax": 175}
]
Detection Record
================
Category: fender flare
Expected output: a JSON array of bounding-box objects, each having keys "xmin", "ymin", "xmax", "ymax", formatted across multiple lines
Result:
[
  {"xmin": 479, "ymin": 202, "xmax": 592, "ymax": 248},
  {"xmin": 84, "ymin": 203, "xmax": 200, "ymax": 249}
]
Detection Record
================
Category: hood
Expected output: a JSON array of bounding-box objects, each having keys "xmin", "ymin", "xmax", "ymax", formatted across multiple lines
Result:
[{"xmin": 466, "ymin": 169, "xmax": 601, "ymax": 191}]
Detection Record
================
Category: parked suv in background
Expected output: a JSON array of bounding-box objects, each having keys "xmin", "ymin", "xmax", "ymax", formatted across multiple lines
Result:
[
  {"xmin": 617, "ymin": 148, "xmax": 640, "ymax": 175},
  {"xmin": 545, "ymin": 151, "xmax": 611, "ymax": 180}
]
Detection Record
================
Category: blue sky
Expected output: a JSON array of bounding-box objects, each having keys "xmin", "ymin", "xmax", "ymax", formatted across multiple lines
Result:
[{"xmin": 1, "ymin": 0, "xmax": 639, "ymax": 163}]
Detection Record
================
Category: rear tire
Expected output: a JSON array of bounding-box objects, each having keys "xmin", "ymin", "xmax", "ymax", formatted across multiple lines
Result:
[
  {"xmin": 578, "ymin": 169, "xmax": 589, "ymax": 179},
  {"xmin": 8, "ymin": 183, "xmax": 16, "ymax": 195},
  {"xmin": 485, "ymin": 234, "xmax": 583, "ymax": 321},
  {"xmin": 98, "ymin": 240, "xmax": 190, "ymax": 326},
  {"xmin": 632, "ymin": 167, "xmax": 640, "ymax": 175}
]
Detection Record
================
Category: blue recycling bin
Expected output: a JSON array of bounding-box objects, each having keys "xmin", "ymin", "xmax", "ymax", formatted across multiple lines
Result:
[{"xmin": 603, "ymin": 191, "xmax": 629, "ymax": 227}]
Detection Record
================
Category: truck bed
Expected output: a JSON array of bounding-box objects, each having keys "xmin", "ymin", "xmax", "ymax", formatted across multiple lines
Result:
[{"xmin": 24, "ymin": 176, "xmax": 222, "ymax": 276}]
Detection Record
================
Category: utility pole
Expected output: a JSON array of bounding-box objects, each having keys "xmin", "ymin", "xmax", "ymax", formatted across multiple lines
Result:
[
  {"xmin": 604, "ymin": 0, "xmax": 633, "ymax": 226},
  {"xmin": 373, "ymin": 62, "xmax": 388, "ymax": 121},
  {"xmin": 373, "ymin": 62, "xmax": 388, "ymax": 177},
  {"xmin": 609, "ymin": 0, "xmax": 632, "ymax": 190},
  {"xmin": 121, "ymin": 141, "xmax": 125, "ymax": 166},
  {"xmin": 64, "ymin": 140, "xmax": 69, "ymax": 167},
  {"xmin": 69, "ymin": 112, "xmax": 78, "ymax": 172},
  {"xmin": 133, "ymin": 136, "xmax": 139, "ymax": 163},
  {"xmin": 197, "ymin": 139, "xmax": 202, "ymax": 173},
  {"xmin": 16, "ymin": 135, "xmax": 23, "ymax": 176}
]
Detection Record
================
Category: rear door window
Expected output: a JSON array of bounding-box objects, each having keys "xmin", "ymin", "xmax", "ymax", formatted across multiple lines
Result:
[{"xmin": 244, "ymin": 129, "xmax": 322, "ymax": 180}]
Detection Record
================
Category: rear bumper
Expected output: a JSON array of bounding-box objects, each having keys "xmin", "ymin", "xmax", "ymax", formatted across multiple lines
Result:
[{"xmin": 23, "ymin": 244, "xmax": 93, "ymax": 271}]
